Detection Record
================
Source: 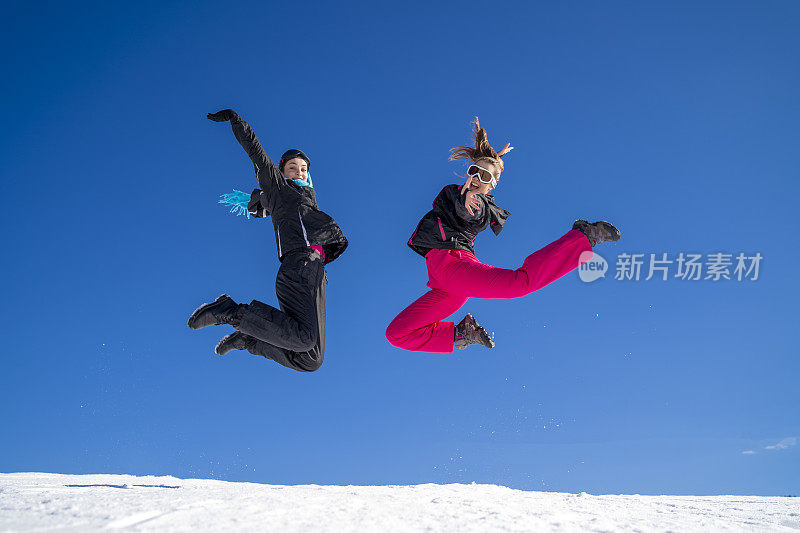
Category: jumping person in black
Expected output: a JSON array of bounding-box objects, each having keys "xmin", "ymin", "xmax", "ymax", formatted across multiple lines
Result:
[{"xmin": 188, "ymin": 109, "xmax": 348, "ymax": 372}]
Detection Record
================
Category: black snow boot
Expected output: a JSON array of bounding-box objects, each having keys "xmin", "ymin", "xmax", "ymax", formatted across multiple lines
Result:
[
  {"xmin": 215, "ymin": 331, "xmax": 253, "ymax": 355},
  {"xmin": 454, "ymin": 313, "xmax": 495, "ymax": 350},
  {"xmin": 187, "ymin": 294, "xmax": 243, "ymax": 330},
  {"xmin": 572, "ymin": 220, "xmax": 621, "ymax": 247}
]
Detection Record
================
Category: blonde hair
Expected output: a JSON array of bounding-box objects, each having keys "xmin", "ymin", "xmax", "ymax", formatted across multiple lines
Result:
[{"xmin": 449, "ymin": 117, "xmax": 504, "ymax": 172}]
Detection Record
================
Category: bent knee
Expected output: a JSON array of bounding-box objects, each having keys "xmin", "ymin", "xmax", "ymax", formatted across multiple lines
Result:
[
  {"xmin": 385, "ymin": 321, "xmax": 409, "ymax": 347},
  {"xmin": 302, "ymin": 357, "xmax": 323, "ymax": 372},
  {"xmin": 292, "ymin": 328, "xmax": 319, "ymax": 352}
]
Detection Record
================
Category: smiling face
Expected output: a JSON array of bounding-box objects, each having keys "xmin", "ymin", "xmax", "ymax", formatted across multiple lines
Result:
[
  {"xmin": 282, "ymin": 157, "xmax": 309, "ymax": 181},
  {"xmin": 466, "ymin": 159, "xmax": 503, "ymax": 194}
]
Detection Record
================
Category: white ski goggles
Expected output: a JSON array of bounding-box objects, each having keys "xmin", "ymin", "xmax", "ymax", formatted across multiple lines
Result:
[{"xmin": 467, "ymin": 164, "xmax": 498, "ymax": 188}]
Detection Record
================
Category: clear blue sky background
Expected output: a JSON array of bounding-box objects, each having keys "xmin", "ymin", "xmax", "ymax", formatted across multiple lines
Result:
[{"xmin": 1, "ymin": 1, "xmax": 798, "ymax": 496}]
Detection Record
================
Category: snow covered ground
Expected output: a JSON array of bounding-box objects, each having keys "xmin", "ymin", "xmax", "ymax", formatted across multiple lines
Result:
[{"xmin": 1, "ymin": 473, "xmax": 798, "ymax": 532}]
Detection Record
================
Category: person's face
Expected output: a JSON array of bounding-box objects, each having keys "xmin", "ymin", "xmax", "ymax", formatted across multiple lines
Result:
[
  {"xmin": 283, "ymin": 158, "xmax": 309, "ymax": 181},
  {"xmin": 466, "ymin": 160, "xmax": 502, "ymax": 195}
]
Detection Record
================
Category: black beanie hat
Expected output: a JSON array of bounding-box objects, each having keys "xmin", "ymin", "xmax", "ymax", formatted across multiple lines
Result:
[{"xmin": 279, "ymin": 149, "xmax": 310, "ymax": 171}]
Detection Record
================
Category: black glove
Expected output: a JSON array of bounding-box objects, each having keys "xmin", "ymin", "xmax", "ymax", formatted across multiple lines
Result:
[{"xmin": 206, "ymin": 109, "xmax": 238, "ymax": 122}]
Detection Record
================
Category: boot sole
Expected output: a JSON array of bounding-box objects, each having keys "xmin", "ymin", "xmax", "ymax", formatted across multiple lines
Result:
[
  {"xmin": 476, "ymin": 326, "xmax": 495, "ymax": 349},
  {"xmin": 467, "ymin": 314, "xmax": 495, "ymax": 349}
]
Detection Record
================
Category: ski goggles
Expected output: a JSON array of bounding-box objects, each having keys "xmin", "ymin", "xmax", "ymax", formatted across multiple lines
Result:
[{"xmin": 467, "ymin": 164, "xmax": 498, "ymax": 188}]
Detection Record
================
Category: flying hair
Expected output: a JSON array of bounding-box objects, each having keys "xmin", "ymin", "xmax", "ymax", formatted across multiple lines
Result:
[{"xmin": 449, "ymin": 117, "xmax": 505, "ymax": 172}]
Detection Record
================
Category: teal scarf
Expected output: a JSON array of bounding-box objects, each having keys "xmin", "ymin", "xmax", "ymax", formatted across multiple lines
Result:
[{"xmin": 291, "ymin": 173, "xmax": 313, "ymax": 187}]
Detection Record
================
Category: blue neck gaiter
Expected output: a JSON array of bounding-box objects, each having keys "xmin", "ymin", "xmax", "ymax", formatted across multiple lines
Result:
[{"xmin": 291, "ymin": 173, "xmax": 313, "ymax": 187}]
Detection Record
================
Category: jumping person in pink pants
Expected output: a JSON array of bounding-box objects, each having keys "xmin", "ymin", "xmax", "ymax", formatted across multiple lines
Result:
[{"xmin": 385, "ymin": 118, "xmax": 621, "ymax": 353}]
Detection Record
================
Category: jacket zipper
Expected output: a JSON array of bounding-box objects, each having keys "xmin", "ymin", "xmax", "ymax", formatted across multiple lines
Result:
[{"xmin": 299, "ymin": 211, "xmax": 311, "ymax": 246}]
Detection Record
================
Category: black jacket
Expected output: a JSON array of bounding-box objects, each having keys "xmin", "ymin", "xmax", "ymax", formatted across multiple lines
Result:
[
  {"xmin": 407, "ymin": 184, "xmax": 510, "ymax": 258},
  {"xmin": 226, "ymin": 114, "xmax": 348, "ymax": 264}
]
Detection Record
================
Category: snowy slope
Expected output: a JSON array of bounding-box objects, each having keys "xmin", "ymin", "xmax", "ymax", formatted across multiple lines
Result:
[{"xmin": 1, "ymin": 473, "xmax": 798, "ymax": 532}]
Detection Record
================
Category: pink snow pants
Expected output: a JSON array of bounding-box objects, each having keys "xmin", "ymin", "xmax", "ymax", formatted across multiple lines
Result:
[{"xmin": 385, "ymin": 229, "xmax": 592, "ymax": 353}]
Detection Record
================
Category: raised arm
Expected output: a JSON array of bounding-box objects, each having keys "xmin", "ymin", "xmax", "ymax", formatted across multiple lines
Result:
[{"xmin": 207, "ymin": 109, "xmax": 282, "ymax": 191}]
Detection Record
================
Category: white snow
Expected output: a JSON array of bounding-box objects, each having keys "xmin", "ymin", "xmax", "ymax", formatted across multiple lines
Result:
[{"xmin": 1, "ymin": 473, "xmax": 798, "ymax": 532}]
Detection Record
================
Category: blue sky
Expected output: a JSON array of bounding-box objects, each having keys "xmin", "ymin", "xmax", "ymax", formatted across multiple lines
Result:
[{"xmin": 1, "ymin": 1, "xmax": 798, "ymax": 495}]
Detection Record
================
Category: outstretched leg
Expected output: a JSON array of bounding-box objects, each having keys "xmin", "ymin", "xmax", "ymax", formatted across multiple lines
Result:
[{"xmin": 429, "ymin": 230, "xmax": 592, "ymax": 298}]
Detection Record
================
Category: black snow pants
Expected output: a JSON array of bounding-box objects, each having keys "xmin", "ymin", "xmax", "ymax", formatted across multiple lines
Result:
[{"xmin": 236, "ymin": 248, "xmax": 326, "ymax": 372}]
